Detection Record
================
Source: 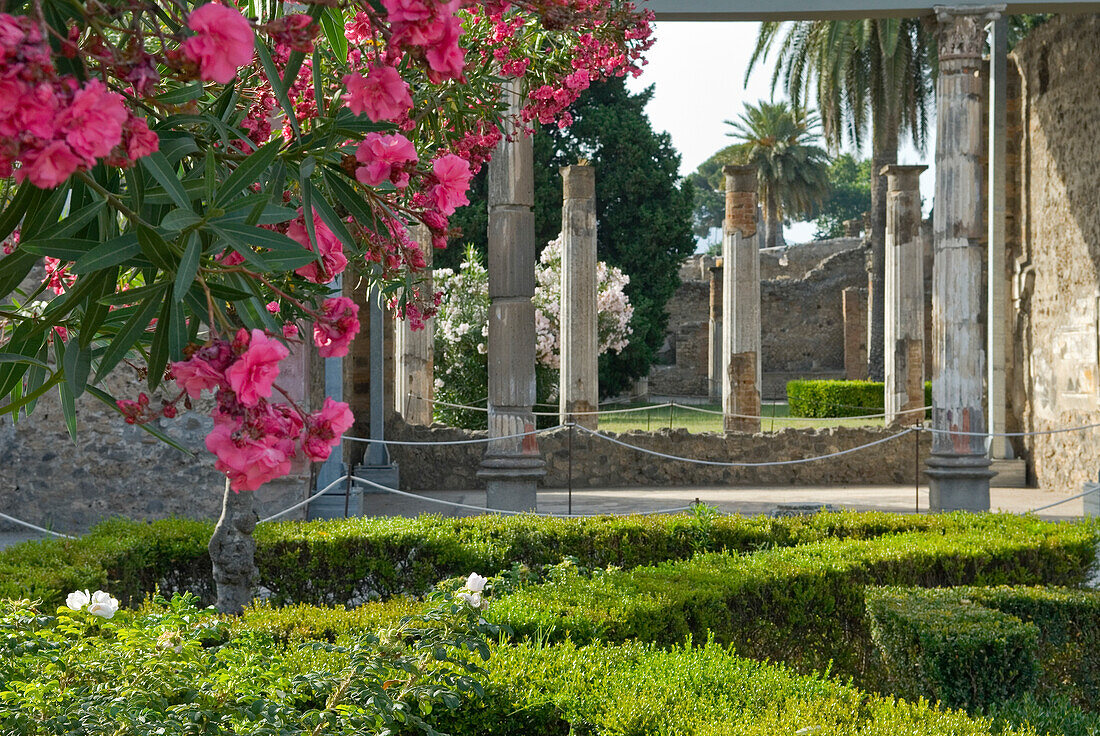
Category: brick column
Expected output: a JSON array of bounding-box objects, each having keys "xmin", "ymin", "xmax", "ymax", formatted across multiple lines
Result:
[
  {"xmin": 478, "ymin": 80, "xmax": 544, "ymax": 511},
  {"xmin": 393, "ymin": 225, "xmax": 434, "ymax": 426},
  {"xmin": 558, "ymin": 165, "xmax": 599, "ymax": 430},
  {"xmin": 708, "ymin": 262, "xmax": 723, "ymax": 400},
  {"xmin": 883, "ymin": 164, "xmax": 927, "ymax": 425},
  {"xmin": 926, "ymin": 5, "xmax": 1002, "ymax": 511},
  {"xmin": 842, "ymin": 287, "xmax": 868, "ymax": 381},
  {"xmin": 721, "ymin": 164, "xmax": 761, "ymax": 433}
]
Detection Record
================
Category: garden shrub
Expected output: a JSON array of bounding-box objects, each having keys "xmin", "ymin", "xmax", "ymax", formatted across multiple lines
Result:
[
  {"xmin": 489, "ymin": 520, "xmax": 1100, "ymax": 683},
  {"xmin": 418, "ymin": 639, "xmax": 1044, "ymax": 736},
  {"xmin": 867, "ymin": 586, "xmax": 1100, "ymax": 710},
  {"xmin": 865, "ymin": 587, "xmax": 1041, "ymax": 711},
  {"xmin": 1, "ymin": 510, "xmax": 1033, "ymax": 608},
  {"xmin": 787, "ymin": 379, "xmax": 933, "ymax": 418}
]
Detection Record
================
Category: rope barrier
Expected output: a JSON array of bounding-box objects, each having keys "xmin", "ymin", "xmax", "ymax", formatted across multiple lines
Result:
[
  {"xmin": 340, "ymin": 425, "xmax": 565, "ymax": 446},
  {"xmin": 0, "ymin": 512, "xmax": 76, "ymax": 539},
  {"xmin": 671, "ymin": 403, "xmax": 932, "ymax": 422},
  {"xmin": 918, "ymin": 421, "xmax": 1100, "ymax": 438},
  {"xmin": 259, "ymin": 475, "xmax": 350, "ymax": 523},
  {"xmin": 571, "ymin": 424, "xmax": 916, "ymax": 467},
  {"xmin": 1024, "ymin": 483, "xmax": 1100, "ymax": 514},
  {"xmin": 414, "ymin": 394, "xmax": 672, "ymax": 417}
]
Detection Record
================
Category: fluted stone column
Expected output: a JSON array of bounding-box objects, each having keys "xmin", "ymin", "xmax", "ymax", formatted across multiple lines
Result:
[
  {"xmin": 883, "ymin": 165, "xmax": 927, "ymax": 425},
  {"xmin": 926, "ymin": 5, "xmax": 1002, "ymax": 511},
  {"xmin": 393, "ymin": 225, "xmax": 434, "ymax": 426},
  {"xmin": 721, "ymin": 165, "xmax": 761, "ymax": 433},
  {"xmin": 478, "ymin": 81, "xmax": 544, "ymax": 511},
  {"xmin": 708, "ymin": 261, "xmax": 723, "ymax": 401},
  {"xmin": 558, "ymin": 165, "xmax": 599, "ymax": 430}
]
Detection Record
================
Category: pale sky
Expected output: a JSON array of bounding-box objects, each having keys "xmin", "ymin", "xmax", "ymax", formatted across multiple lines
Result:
[{"xmin": 624, "ymin": 21, "xmax": 936, "ymax": 244}]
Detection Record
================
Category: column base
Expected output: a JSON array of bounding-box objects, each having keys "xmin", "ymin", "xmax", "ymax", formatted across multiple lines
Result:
[
  {"xmin": 478, "ymin": 456, "xmax": 545, "ymax": 513},
  {"xmin": 925, "ymin": 453, "xmax": 995, "ymax": 512}
]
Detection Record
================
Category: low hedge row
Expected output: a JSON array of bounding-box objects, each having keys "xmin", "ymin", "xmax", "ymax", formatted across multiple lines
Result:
[
  {"xmin": 489, "ymin": 520, "xmax": 1100, "ymax": 683},
  {"xmin": 0, "ymin": 510, "xmax": 1034, "ymax": 608},
  {"xmin": 867, "ymin": 586, "xmax": 1100, "ymax": 711},
  {"xmin": 787, "ymin": 379, "xmax": 933, "ymax": 418}
]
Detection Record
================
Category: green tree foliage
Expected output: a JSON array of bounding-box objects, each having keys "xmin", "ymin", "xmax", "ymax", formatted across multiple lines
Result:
[
  {"xmin": 725, "ymin": 101, "xmax": 830, "ymax": 249},
  {"xmin": 810, "ymin": 154, "xmax": 873, "ymax": 239},
  {"xmin": 687, "ymin": 143, "xmax": 748, "ymax": 241},
  {"xmin": 447, "ymin": 78, "xmax": 695, "ymax": 397}
]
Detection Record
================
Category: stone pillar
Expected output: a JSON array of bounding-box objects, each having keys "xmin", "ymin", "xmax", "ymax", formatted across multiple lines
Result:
[
  {"xmin": 987, "ymin": 15, "xmax": 1011, "ymax": 459},
  {"xmin": 393, "ymin": 225, "xmax": 435, "ymax": 426},
  {"xmin": 842, "ymin": 287, "xmax": 868, "ymax": 381},
  {"xmin": 558, "ymin": 165, "xmax": 599, "ymax": 430},
  {"xmin": 721, "ymin": 165, "xmax": 761, "ymax": 433},
  {"xmin": 926, "ymin": 5, "xmax": 1002, "ymax": 511},
  {"xmin": 478, "ymin": 80, "xmax": 544, "ymax": 511},
  {"xmin": 708, "ymin": 261, "xmax": 723, "ymax": 400},
  {"xmin": 843, "ymin": 219, "xmax": 862, "ymax": 238},
  {"xmin": 883, "ymin": 165, "xmax": 927, "ymax": 425}
]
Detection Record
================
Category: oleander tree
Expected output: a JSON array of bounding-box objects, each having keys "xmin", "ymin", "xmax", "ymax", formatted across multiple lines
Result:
[{"xmin": 0, "ymin": 0, "xmax": 652, "ymax": 610}]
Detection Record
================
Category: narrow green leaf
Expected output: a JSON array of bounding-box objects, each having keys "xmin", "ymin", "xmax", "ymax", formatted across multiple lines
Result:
[
  {"xmin": 95, "ymin": 290, "xmax": 164, "ymax": 382},
  {"xmin": 323, "ymin": 168, "xmax": 378, "ymax": 231},
  {"xmin": 0, "ymin": 251, "xmax": 40, "ymax": 298},
  {"xmin": 140, "ymin": 151, "xmax": 194, "ymax": 211},
  {"xmin": 18, "ymin": 238, "xmax": 99, "ymax": 261},
  {"xmin": 174, "ymin": 234, "xmax": 202, "ymax": 301},
  {"xmin": 21, "ymin": 185, "xmax": 71, "ymax": 239},
  {"xmin": 147, "ymin": 297, "xmax": 172, "ymax": 391},
  {"xmin": 137, "ymin": 225, "xmax": 177, "ymax": 271},
  {"xmin": 35, "ymin": 199, "xmax": 106, "ymax": 240},
  {"xmin": 212, "ymin": 221, "xmax": 309, "ymax": 252},
  {"xmin": 161, "ymin": 209, "xmax": 203, "ymax": 232},
  {"xmin": 306, "ymin": 179, "xmax": 357, "ymax": 250},
  {"xmin": 78, "ymin": 266, "xmax": 119, "ymax": 349},
  {"xmin": 71, "ymin": 234, "xmax": 141, "ymax": 274},
  {"xmin": 255, "ymin": 39, "xmax": 301, "ymax": 138},
  {"xmin": 98, "ymin": 280, "xmax": 170, "ymax": 307},
  {"xmin": 0, "ymin": 184, "xmax": 36, "ymax": 243},
  {"xmin": 0, "ymin": 371, "xmax": 61, "ymax": 419},
  {"xmin": 62, "ymin": 339, "xmax": 91, "ymax": 399},
  {"xmin": 320, "ymin": 7, "xmax": 348, "ymax": 63},
  {"xmin": 215, "ymin": 139, "xmax": 282, "ymax": 208},
  {"xmin": 0, "ymin": 352, "xmax": 49, "ymax": 369},
  {"xmin": 53, "ymin": 339, "xmax": 78, "ymax": 441},
  {"xmin": 156, "ymin": 83, "xmax": 205, "ymax": 105}
]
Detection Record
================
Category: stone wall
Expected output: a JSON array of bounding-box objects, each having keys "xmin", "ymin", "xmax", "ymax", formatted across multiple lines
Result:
[
  {"xmin": 1011, "ymin": 16, "xmax": 1100, "ymax": 492},
  {"xmin": 387, "ymin": 419, "xmax": 929, "ymax": 489}
]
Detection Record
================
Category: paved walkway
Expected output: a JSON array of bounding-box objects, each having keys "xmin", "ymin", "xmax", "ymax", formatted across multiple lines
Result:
[{"xmin": 2, "ymin": 483, "xmax": 1088, "ymax": 551}]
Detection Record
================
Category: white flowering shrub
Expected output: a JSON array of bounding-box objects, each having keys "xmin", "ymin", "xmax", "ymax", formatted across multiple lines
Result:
[{"xmin": 434, "ymin": 239, "xmax": 633, "ymax": 428}]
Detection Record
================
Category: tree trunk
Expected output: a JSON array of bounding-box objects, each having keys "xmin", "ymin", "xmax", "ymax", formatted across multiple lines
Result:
[
  {"xmin": 867, "ymin": 106, "xmax": 899, "ymax": 382},
  {"xmin": 765, "ymin": 188, "xmax": 780, "ymax": 249},
  {"xmin": 208, "ymin": 479, "xmax": 257, "ymax": 614}
]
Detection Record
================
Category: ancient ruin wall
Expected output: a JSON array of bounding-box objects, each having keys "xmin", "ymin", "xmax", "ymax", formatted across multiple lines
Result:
[{"xmin": 1012, "ymin": 16, "xmax": 1100, "ymax": 491}]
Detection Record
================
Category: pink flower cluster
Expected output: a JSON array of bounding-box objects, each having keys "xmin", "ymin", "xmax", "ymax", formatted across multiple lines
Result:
[
  {"xmin": 180, "ymin": 3, "xmax": 254, "ymax": 85},
  {"xmin": 343, "ymin": 66, "xmax": 413, "ymax": 123},
  {"xmin": 288, "ymin": 209, "xmax": 348, "ymax": 284},
  {"xmin": 44, "ymin": 257, "xmax": 75, "ymax": 295},
  {"xmin": 169, "ymin": 329, "xmax": 354, "ymax": 491},
  {"xmin": 356, "ymin": 132, "xmax": 418, "ymax": 188},
  {"xmin": 382, "ymin": 0, "xmax": 467, "ymax": 82},
  {"xmin": 313, "ymin": 296, "xmax": 360, "ymax": 358},
  {"xmin": 0, "ymin": 14, "xmax": 158, "ymax": 188}
]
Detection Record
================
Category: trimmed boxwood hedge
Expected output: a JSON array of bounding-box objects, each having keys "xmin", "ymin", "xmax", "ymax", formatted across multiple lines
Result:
[
  {"xmin": 788, "ymin": 379, "xmax": 933, "ymax": 418},
  {"xmin": 0, "ymin": 510, "xmax": 1034, "ymax": 608},
  {"xmin": 867, "ymin": 586, "xmax": 1100, "ymax": 710},
  {"xmin": 489, "ymin": 520, "xmax": 1100, "ymax": 683}
]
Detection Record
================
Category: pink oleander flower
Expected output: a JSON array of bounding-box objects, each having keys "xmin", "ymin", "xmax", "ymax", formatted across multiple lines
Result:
[
  {"xmin": 302, "ymin": 396, "xmax": 354, "ymax": 462},
  {"xmin": 205, "ymin": 416, "xmax": 295, "ymax": 491},
  {"xmin": 428, "ymin": 153, "xmax": 472, "ymax": 215},
  {"xmin": 342, "ymin": 66, "xmax": 412, "ymax": 122},
  {"xmin": 283, "ymin": 323, "xmax": 299, "ymax": 339},
  {"xmin": 123, "ymin": 116, "xmax": 159, "ymax": 162},
  {"xmin": 225, "ymin": 329, "xmax": 288, "ymax": 406},
  {"xmin": 172, "ymin": 355, "xmax": 225, "ymax": 398},
  {"xmin": 313, "ymin": 296, "xmax": 360, "ymax": 358},
  {"xmin": 17, "ymin": 141, "xmax": 81, "ymax": 189},
  {"xmin": 60, "ymin": 79, "xmax": 127, "ymax": 163},
  {"xmin": 289, "ymin": 209, "xmax": 347, "ymax": 284},
  {"xmin": 182, "ymin": 3, "xmax": 255, "ymax": 85},
  {"xmin": 424, "ymin": 14, "xmax": 465, "ymax": 81},
  {"xmin": 14, "ymin": 82, "xmax": 59, "ymax": 140},
  {"xmin": 355, "ymin": 132, "xmax": 417, "ymax": 188}
]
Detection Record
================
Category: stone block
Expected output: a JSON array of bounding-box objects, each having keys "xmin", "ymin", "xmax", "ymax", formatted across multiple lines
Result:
[
  {"xmin": 487, "ymin": 209, "xmax": 536, "ymax": 298},
  {"xmin": 487, "ymin": 300, "xmax": 537, "ymax": 407}
]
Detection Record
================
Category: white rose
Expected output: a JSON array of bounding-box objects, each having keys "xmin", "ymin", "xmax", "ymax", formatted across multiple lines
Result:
[
  {"xmin": 458, "ymin": 591, "xmax": 482, "ymax": 609},
  {"xmin": 65, "ymin": 589, "xmax": 91, "ymax": 611},
  {"xmin": 86, "ymin": 590, "xmax": 119, "ymax": 619},
  {"xmin": 465, "ymin": 573, "xmax": 488, "ymax": 592}
]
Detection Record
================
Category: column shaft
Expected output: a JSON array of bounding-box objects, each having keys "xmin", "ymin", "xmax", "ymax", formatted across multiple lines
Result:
[
  {"xmin": 394, "ymin": 225, "xmax": 434, "ymax": 426},
  {"xmin": 558, "ymin": 165, "xmax": 599, "ymax": 429},
  {"xmin": 987, "ymin": 15, "xmax": 1010, "ymax": 458},
  {"xmin": 708, "ymin": 264, "xmax": 723, "ymax": 401},
  {"xmin": 883, "ymin": 165, "xmax": 927, "ymax": 425},
  {"xmin": 721, "ymin": 165, "xmax": 761, "ymax": 433},
  {"xmin": 479, "ymin": 81, "xmax": 544, "ymax": 510},
  {"xmin": 927, "ymin": 5, "xmax": 1003, "ymax": 511}
]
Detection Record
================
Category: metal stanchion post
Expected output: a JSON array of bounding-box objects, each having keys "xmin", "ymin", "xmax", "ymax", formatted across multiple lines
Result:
[
  {"xmin": 668, "ymin": 402, "xmax": 674, "ymax": 431},
  {"xmin": 914, "ymin": 424, "xmax": 921, "ymax": 513},
  {"xmin": 567, "ymin": 422, "xmax": 574, "ymax": 516}
]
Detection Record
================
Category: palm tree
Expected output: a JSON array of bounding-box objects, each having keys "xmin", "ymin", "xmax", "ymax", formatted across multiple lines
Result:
[
  {"xmin": 725, "ymin": 101, "xmax": 830, "ymax": 250},
  {"xmin": 747, "ymin": 20, "xmax": 934, "ymax": 380}
]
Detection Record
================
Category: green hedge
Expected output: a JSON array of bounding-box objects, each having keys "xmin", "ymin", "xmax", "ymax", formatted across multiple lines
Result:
[
  {"xmin": 415, "ymin": 640, "xmax": 1044, "ymax": 736},
  {"xmin": 866, "ymin": 587, "xmax": 1041, "ymax": 710},
  {"xmin": 489, "ymin": 520, "xmax": 1100, "ymax": 683},
  {"xmin": 1, "ymin": 510, "xmax": 1023, "ymax": 608},
  {"xmin": 787, "ymin": 379, "xmax": 933, "ymax": 418},
  {"xmin": 868, "ymin": 586, "xmax": 1100, "ymax": 710}
]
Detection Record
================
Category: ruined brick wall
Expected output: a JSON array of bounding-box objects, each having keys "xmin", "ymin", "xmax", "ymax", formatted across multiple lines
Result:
[{"xmin": 1011, "ymin": 15, "xmax": 1100, "ymax": 492}]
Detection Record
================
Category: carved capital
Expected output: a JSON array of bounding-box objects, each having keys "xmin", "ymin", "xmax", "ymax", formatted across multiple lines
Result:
[{"xmin": 933, "ymin": 5, "xmax": 1004, "ymax": 60}]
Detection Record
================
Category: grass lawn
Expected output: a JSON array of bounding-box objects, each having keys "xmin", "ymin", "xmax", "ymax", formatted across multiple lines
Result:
[{"xmin": 594, "ymin": 401, "xmax": 887, "ymax": 434}]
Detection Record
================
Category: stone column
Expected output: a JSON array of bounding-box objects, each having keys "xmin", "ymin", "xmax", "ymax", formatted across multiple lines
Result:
[
  {"xmin": 478, "ymin": 80, "xmax": 544, "ymax": 511},
  {"xmin": 393, "ymin": 225, "xmax": 434, "ymax": 426},
  {"xmin": 883, "ymin": 165, "xmax": 927, "ymax": 425},
  {"xmin": 708, "ymin": 261, "xmax": 723, "ymax": 400},
  {"xmin": 721, "ymin": 165, "xmax": 761, "ymax": 433},
  {"xmin": 926, "ymin": 5, "xmax": 1002, "ymax": 511},
  {"xmin": 842, "ymin": 287, "xmax": 868, "ymax": 381},
  {"xmin": 558, "ymin": 165, "xmax": 599, "ymax": 430},
  {"xmin": 987, "ymin": 15, "xmax": 1011, "ymax": 459}
]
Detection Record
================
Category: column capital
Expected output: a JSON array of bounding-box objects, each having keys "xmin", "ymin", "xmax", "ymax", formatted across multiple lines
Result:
[
  {"xmin": 560, "ymin": 164, "xmax": 595, "ymax": 199},
  {"xmin": 933, "ymin": 5, "xmax": 1005, "ymax": 60},
  {"xmin": 879, "ymin": 164, "xmax": 928, "ymax": 192},
  {"xmin": 722, "ymin": 164, "xmax": 756, "ymax": 192}
]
